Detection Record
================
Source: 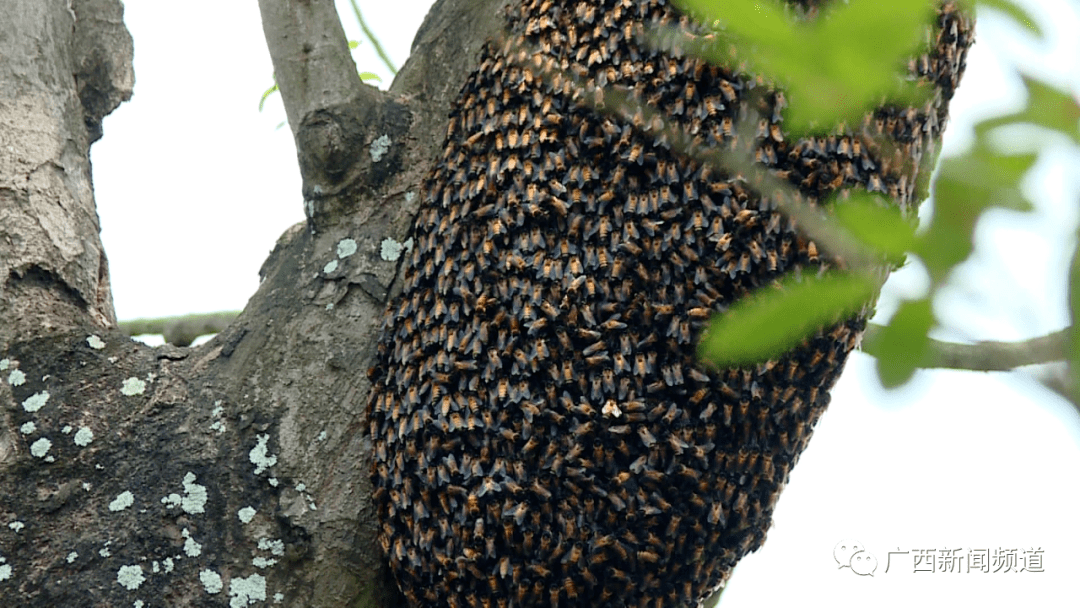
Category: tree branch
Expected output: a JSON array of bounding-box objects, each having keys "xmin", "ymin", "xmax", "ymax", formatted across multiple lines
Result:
[
  {"xmin": 347, "ymin": 0, "xmax": 398, "ymax": 76},
  {"xmin": 119, "ymin": 311, "xmax": 240, "ymax": 346},
  {"xmin": 861, "ymin": 324, "xmax": 1070, "ymax": 371},
  {"xmin": 257, "ymin": 0, "xmax": 373, "ymax": 137}
]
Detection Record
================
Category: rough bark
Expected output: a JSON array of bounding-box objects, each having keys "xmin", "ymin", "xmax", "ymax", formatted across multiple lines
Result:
[
  {"xmin": 0, "ymin": 0, "xmax": 126, "ymax": 345},
  {"xmin": 1, "ymin": 0, "xmax": 500, "ymax": 605},
  {"xmin": 0, "ymin": 1, "xmax": 970, "ymax": 607}
]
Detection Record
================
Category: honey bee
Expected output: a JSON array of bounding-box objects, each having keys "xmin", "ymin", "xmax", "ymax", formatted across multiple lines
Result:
[{"xmin": 637, "ymin": 427, "xmax": 657, "ymax": 447}]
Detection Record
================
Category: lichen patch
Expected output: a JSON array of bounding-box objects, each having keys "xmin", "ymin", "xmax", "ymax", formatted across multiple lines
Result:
[
  {"xmin": 369, "ymin": 134, "xmax": 392, "ymax": 162},
  {"xmin": 22, "ymin": 391, "xmax": 49, "ymax": 412},
  {"xmin": 249, "ymin": 434, "xmax": 277, "ymax": 475},
  {"xmin": 108, "ymin": 491, "xmax": 135, "ymax": 512},
  {"xmin": 116, "ymin": 564, "xmax": 145, "ymax": 590},
  {"xmin": 120, "ymin": 377, "xmax": 146, "ymax": 396}
]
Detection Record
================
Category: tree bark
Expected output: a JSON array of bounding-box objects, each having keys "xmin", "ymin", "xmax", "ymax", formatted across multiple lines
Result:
[
  {"xmin": 0, "ymin": 1, "xmax": 971, "ymax": 607},
  {"xmin": 0, "ymin": 0, "xmax": 126, "ymax": 344},
  {"xmin": 1, "ymin": 0, "xmax": 505, "ymax": 605}
]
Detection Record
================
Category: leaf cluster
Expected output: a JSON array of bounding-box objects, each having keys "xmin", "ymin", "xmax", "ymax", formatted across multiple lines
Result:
[{"xmin": 681, "ymin": 0, "xmax": 1080, "ymax": 389}]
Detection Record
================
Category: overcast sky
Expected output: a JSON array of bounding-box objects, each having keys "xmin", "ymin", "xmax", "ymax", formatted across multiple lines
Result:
[{"xmin": 90, "ymin": 1, "xmax": 1080, "ymax": 605}]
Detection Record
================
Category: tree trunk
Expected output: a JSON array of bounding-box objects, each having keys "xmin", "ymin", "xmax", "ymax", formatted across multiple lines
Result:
[{"xmin": 0, "ymin": 1, "xmax": 971, "ymax": 607}]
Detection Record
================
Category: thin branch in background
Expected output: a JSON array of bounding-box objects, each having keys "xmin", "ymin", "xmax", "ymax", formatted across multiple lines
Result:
[
  {"xmin": 499, "ymin": 30, "xmax": 886, "ymax": 273},
  {"xmin": 497, "ymin": 24, "xmax": 1079, "ymax": 383},
  {"xmin": 348, "ymin": 0, "xmax": 398, "ymax": 76},
  {"xmin": 120, "ymin": 311, "xmax": 241, "ymax": 347},
  {"xmin": 860, "ymin": 325, "xmax": 1070, "ymax": 372}
]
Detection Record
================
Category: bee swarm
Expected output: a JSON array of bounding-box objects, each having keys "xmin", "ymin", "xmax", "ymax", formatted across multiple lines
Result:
[{"xmin": 368, "ymin": 0, "xmax": 972, "ymax": 606}]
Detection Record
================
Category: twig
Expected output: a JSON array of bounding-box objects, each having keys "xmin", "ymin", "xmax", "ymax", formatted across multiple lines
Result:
[
  {"xmin": 499, "ymin": 30, "xmax": 887, "ymax": 274},
  {"xmin": 120, "ymin": 311, "xmax": 241, "ymax": 347},
  {"xmin": 861, "ymin": 324, "xmax": 1071, "ymax": 372},
  {"xmin": 348, "ymin": 0, "xmax": 398, "ymax": 76}
]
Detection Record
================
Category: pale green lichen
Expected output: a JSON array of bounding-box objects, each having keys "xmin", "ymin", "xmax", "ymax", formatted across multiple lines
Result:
[
  {"xmin": 0, "ymin": 358, "xmax": 9, "ymax": 370},
  {"xmin": 253, "ymin": 556, "xmax": 277, "ymax": 569},
  {"xmin": 19, "ymin": 422, "xmax": 35, "ymax": 435},
  {"xmin": 210, "ymin": 404, "xmax": 225, "ymax": 431},
  {"xmin": 323, "ymin": 259, "xmax": 339, "ymax": 274},
  {"xmin": 181, "ymin": 473, "xmax": 208, "ymax": 514},
  {"xmin": 62, "ymin": 425, "xmax": 73, "ymax": 434},
  {"xmin": 8, "ymin": 521, "xmax": 24, "ymax": 532},
  {"xmin": 109, "ymin": 491, "xmax": 134, "ymax": 512},
  {"xmin": 250, "ymin": 435, "xmax": 277, "ymax": 475},
  {"xmin": 67, "ymin": 551, "xmax": 78, "ymax": 563},
  {"xmin": 163, "ymin": 558, "xmax": 175, "ymax": 573},
  {"xmin": 200, "ymin": 569, "xmax": 224, "ymax": 594},
  {"xmin": 30, "ymin": 438, "xmax": 51, "ymax": 458},
  {"xmin": 380, "ymin": 238, "xmax": 404, "ymax": 262},
  {"xmin": 379, "ymin": 236, "xmax": 412, "ymax": 262},
  {"xmin": 317, "ymin": 430, "xmax": 327, "ymax": 442},
  {"xmin": 183, "ymin": 529, "xmax": 202, "ymax": 557},
  {"xmin": 87, "ymin": 335, "xmax": 106, "ymax": 349},
  {"xmin": 161, "ymin": 493, "xmax": 182, "ymax": 509},
  {"xmin": 336, "ymin": 238, "xmax": 358, "ymax": 258},
  {"xmin": 0, "ymin": 564, "xmax": 11, "ymax": 581},
  {"xmin": 369, "ymin": 134, "xmax": 391, "ymax": 162},
  {"xmin": 8, "ymin": 369, "xmax": 25, "ymax": 386},
  {"xmin": 121, "ymin": 377, "xmax": 146, "ymax": 396},
  {"xmin": 74, "ymin": 426, "xmax": 94, "ymax": 446},
  {"xmin": 117, "ymin": 565, "xmax": 145, "ymax": 590},
  {"xmin": 258, "ymin": 538, "xmax": 285, "ymax": 556},
  {"xmin": 238, "ymin": 507, "xmax": 256, "ymax": 524},
  {"xmin": 274, "ymin": 592, "xmax": 284, "ymax": 603},
  {"xmin": 230, "ymin": 573, "xmax": 267, "ymax": 608},
  {"xmin": 295, "ymin": 482, "xmax": 306, "ymax": 492},
  {"xmin": 405, "ymin": 191, "xmax": 416, "ymax": 203},
  {"xmin": 100, "ymin": 541, "xmax": 112, "ymax": 557},
  {"xmin": 22, "ymin": 391, "xmax": 49, "ymax": 412}
]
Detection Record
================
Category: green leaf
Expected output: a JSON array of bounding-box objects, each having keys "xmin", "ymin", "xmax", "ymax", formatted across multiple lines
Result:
[
  {"xmin": 698, "ymin": 273, "xmax": 878, "ymax": 367},
  {"xmin": 974, "ymin": 0, "xmax": 1044, "ymax": 39},
  {"xmin": 359, "ymin": 71, "xmax": 382, "ymax": 83},
  {"xmin": 348, "ymin": 40, "xmax": 361, "ymax": 50},
  {"xmin": 834, "ymin": 193, "xmax": 917, "ymax": 258},
  {"xmin": 673, "ymin": 0, "xmax": 932, "ymax": 133},
  {"xmin": 1020, "ymin": 76, "xmax": 1080, "ymax": 142},
  {"xmin": 976, "ymin": 75, "xmax": 1080, "ymax": 144},
  {"xmin": 867, "ymin": 298, "xmax": 934, "ymax": 388},
  {"xmin": 916, "ymin": 144, "xmax": 1037, "ymax": 284},
  {"xmin": 937, "ymin": 145, "xmax": 1036, "ymax": 212}
]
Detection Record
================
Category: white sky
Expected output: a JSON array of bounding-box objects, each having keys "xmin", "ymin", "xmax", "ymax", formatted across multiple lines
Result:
[{"xmin": 91, "ymin": 1, "xmax": 1080, "ymax": 606}]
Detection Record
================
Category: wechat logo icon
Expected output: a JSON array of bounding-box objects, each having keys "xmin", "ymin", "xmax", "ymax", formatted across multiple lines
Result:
[{"xmin": 834, "ymin": 539, "xmax": 878, "ymax": 576}]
